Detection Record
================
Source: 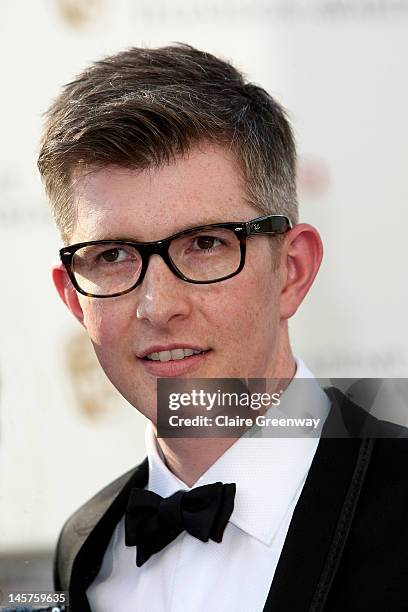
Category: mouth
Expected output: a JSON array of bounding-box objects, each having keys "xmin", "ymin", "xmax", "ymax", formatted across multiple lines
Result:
[
  {"xmin": 142, "ymin": 347, "xmax": 209, "ymax": 361},
  {"xmin": 139, "ymin": 347, "xmax": 212, "ymax": 377}
]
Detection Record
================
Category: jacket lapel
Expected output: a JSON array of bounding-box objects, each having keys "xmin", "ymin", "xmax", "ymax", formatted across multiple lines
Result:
[
  {"xmin": 68, "ymin": 459, "xmax": 149, "ymax": 611},
  {"xmin": 262, "ymin": 391, "xmax": 375, "ymax": 611}
]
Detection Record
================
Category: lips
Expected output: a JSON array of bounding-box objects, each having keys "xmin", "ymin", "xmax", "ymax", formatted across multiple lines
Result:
[
  {"xmin": 138, "ymin": 344, "xmax": 209, "ymax": 359},
  {"xmin": 145, "ymin": 348, "xmax": 206, "ymax": 362},
  {"xmin": 138, "ymin": 348, "xmax": 212, "ymax": 377}
]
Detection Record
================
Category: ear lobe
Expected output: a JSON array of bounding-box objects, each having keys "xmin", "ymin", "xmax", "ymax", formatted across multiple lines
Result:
[
  {"xmin": 52, "ymin": 263, "xmax": 84, "ymax": 325},
  {"xmin": 279, "ymin": 223, "xmax": 323, "ymax": 320}
]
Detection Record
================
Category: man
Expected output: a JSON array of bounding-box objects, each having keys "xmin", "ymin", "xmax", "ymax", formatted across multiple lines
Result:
[{"xmin": 38, "ymin": 44, "xmax": 408, "ymax": 611}]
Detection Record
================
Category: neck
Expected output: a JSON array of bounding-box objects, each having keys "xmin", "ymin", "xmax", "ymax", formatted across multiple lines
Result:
[{"xmin": 154, "ymin": 349, "xmax": 297, "ymax": 487}]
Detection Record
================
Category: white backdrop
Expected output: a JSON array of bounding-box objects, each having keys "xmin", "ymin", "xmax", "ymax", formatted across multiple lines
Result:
[{"xmin": 1, "ymin": 0, "xmax": 407, "ymax": 552}]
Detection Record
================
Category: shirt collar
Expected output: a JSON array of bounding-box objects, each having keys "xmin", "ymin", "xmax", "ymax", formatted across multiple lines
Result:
[{"xmin": 145, "ymin": 357, "xmax": 330, "ymax": 546}]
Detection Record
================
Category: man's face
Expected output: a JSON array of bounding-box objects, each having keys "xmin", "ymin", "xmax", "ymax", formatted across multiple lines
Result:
[{"xmin": 65, "ymin": 143, "xmax": 286, "ymax": 422}]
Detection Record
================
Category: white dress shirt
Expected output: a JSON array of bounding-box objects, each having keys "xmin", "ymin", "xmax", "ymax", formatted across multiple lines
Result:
[{"xmin": 87, "ymin": 358, "xmax": 330, "ymax": 612}]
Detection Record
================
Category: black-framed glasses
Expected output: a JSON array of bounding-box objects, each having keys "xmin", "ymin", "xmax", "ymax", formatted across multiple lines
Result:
[{"xmin": 59, "ymin": 214, "xmax": 292, "ymax": 298}]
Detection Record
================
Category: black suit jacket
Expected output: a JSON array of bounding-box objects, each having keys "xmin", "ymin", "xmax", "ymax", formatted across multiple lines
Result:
[{"xmin": 55, "ymin": 389, "xmax": 408, "ymax": 611}]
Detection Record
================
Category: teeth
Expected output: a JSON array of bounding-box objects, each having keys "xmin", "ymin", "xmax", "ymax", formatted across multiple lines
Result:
[
  {"xmin": 170, "ymin": 349, "xmax": 185, "ymax": 360},
  {"xmin": 145, "ymin": 348, "xmax": 205, "ymax": 361}
]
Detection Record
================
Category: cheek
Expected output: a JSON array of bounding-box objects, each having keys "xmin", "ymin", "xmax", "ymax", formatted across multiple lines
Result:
[
  {"xmin": 202, "ymin": 262, "xmax": 280, "ymax": 343},
  {"xmin": 79, "ymin": 297, "xmax": 133, "ymax": 347}
]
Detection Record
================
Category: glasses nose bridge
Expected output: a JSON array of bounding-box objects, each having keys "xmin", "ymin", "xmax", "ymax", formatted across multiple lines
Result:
[{"xmin": 138, "ymin": 237, "xmax": 176, "ymax": 282}]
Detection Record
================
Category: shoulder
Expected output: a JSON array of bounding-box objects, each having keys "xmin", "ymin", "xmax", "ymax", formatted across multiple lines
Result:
[
  {"xmin": 325, "ymin": 386, "xmax": 408, "ymax": 502},
  {"xmin": 54, "ymin": 460, "xmax": 147, "ymax": 589},
  {"xmin": 325, "ymin": 385, "xmax": 408, "ymax": 441},
  {"xmin": 58, "ymin": 466, "xmax": 137, "ymax": 542}
]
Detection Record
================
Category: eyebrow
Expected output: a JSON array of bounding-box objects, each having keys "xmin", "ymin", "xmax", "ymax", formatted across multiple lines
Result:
[{"xmin": 93, "ymin": 217, "xmax": 241, "ymax": 242}]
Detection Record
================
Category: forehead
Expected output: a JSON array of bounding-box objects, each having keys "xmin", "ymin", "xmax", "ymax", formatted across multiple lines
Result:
[{"xmin": 70, "ymin": 142, "xmax": 257, "ymax": 242}]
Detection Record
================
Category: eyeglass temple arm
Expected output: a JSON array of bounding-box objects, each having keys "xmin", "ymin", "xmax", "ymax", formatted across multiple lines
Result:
[{"xmin": 246, "ymin": 215, "xmax": 292, "ymax": 236}]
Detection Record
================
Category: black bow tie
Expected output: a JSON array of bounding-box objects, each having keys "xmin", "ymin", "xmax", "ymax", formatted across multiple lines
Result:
[{"xmin": 125, "ymin": 481, "xmax": 236, "ymax": 567}]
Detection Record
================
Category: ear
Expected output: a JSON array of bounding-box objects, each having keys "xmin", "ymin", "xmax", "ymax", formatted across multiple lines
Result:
[
  {"xmin": 52, "ymin": 263, "xmax": 84, "ymax": 326},
  {"xmin": 279, "ymin": 223, "xmax": 323, "ymax": 320}
]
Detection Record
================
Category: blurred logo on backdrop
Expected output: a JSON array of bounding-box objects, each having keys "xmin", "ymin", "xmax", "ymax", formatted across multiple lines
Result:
[
  {"xmin": 66, "ymin": 332, "xmax": 120, "ymax": 419},
  {"xmin": 55, "ymin": 0, "xmax": 105, "ymax": 28}
]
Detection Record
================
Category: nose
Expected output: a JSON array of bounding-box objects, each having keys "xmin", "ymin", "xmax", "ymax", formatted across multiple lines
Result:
[{"xmin": 135, "ymin": 254, "xmax": 192, "ymax": 328}]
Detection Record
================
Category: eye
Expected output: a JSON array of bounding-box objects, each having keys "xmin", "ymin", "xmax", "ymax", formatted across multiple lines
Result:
[
  {"xmin": 191, "ymin": 236, "xmax": 222, "ymax": 251},
  {"xmin": 98, "ymin": 247, "xmax": 131, "ymax": 263}
]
